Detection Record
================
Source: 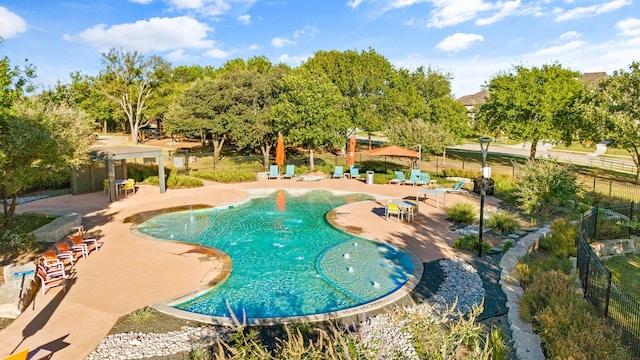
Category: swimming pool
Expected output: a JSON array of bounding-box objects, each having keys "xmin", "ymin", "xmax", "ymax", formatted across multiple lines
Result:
[{"xmin": 132, "ymin": 189, "xmax": 418, "ymax": 323}]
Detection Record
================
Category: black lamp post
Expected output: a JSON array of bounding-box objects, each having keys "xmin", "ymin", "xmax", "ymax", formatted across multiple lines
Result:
[{"xmin": 478, "ymin": 137, "xmax": 491, "ymax": 257}]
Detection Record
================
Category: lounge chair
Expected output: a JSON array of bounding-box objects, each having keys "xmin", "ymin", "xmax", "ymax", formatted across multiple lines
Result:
[
  {"xmin": 349, "ymin": 165, "xmax": 364, "ymax": 180},
  {"xmin": 435, "ymin": 179, "xmax": 467, "ymax": 193},
  {"xmin": 389, "ymin": 170, "xmax": 406, "ymax": 185},
  {"xmin": 415, "ymin": 172, "xmax": 431, "ymax": 187},
  {"xmin": 332, "ymin": 166, "xmax": 344, "ymax": 179},
  {"xmin": 37, "ymin": 264, "xmax": 66, "ymax": 295},
  {"xmin": 282, "ymin": 165, "xmax": 295, "ymax": 179},
  {"xmin": 71, "ymin": 225, "xmax": 100, "ymax": 252},
  {"xmin": 268, "ymin": 165, "xmax": 279, "ymax": 179},
  {"xmin": 54, "ymin": 241, "xmax": 81, "ymax": 265},
  {"xmin": 403, "ymin": 169, "xmax": 422, "ymax": 186}
]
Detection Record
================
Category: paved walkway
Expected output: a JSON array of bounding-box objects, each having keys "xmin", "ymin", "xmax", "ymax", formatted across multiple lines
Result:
[{"xmin": 0, "ymin": 178, "xmax": 489, "ymax": 359}]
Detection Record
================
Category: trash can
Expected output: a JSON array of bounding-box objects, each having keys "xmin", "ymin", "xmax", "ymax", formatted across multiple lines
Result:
[
  {"xmin": 366, "ymin": 171, "xmax": 374, "ymax": 185},
  {"xmin": 473, "ymin": 176, "xmax": 495, "ymax": 195}
]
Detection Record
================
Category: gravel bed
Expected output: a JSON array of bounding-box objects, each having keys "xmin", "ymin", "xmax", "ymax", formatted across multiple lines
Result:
[{"xmin": 86, "ymin": 256, "xmax": 484, "ymax": 359}]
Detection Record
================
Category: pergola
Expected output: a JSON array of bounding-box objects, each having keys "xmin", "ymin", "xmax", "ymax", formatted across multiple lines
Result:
[{"xmin": 91, "ymin": 146, "xmax": 166, "ymax": 202}]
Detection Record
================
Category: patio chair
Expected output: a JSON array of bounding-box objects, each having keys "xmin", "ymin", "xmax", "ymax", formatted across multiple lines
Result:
[
  {"xmin": 54, "ymin": 241, "xmax": 81, "ymax": 265},
  {"xmin": 36, "ymin": 265, "xmax": 66, "ymax": 296},
  {"xmin": 332, "ymin": 166, "xmax": 344, "ymax": 179},
  {"xmin": 268, "ymin": 165, "xmax": 280, "ymax": 179},
  {"xmin": 403, "ymin": 169, "xmax": 422, "ymax": 186},
  {"xmin": 389, "ymin": 170, "xmax": 406, "ymax": 185},
  {"xmin": 282, "ymin": 165, "xmax": 295, "ymax": 179},
  {"xmin": 435, "ymin": 179, "xmax": 467, "ymax": 193},
  {"xmin": 415, "ymin": 172, "xmax": 431, "ymax": 187},
  {"xmin": 103, "ymin": 178, "xmax": 109, "ymax": 195},
  {"xmin": 385, "ymin": 201, "xmax": 401, "ymax": 221},
  {"xmin": 71, "ymin": 225, "xmax": 101, "ymax": 252},
  {"xmin": 121, "ymin": 179, "xmax": 135, "ymax": 195},
  {"xmin": 349, "ymin": 165, "xmax": 364, "ymax": 180}
]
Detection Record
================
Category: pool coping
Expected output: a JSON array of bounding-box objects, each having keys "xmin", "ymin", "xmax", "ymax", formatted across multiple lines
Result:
[{"xmin": 142, "ymin": 188, "xmax": 424, "ymax": 326}]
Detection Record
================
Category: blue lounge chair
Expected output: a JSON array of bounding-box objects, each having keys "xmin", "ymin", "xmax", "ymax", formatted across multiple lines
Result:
[
  {"xmin": 415, "ymin": 172, "xmax": 431, "ymax": 187},
  {"xmin": 282, "ymin": 165, "xmax": 295, "ymax": 179},
  {"xmin": 435, "ymin": 179, "xmax": 466, "ymax": 193},
  {"xmin": 349, "ymin": 165, "xmax": 364, "ymax": 180},
  {"xmin": 389, "ymin": 170, "xmax": 406, "ymax": 185},
  {"xmin": 332, "ymin": 166, "xmax": 344, "ymax": 179},
  {"xmin": 268, "ymin": 165, "xmax": 279, "ymax": 179},
  {"xmin": 403, "ymin": 169, "xmax": 422, "ymax": 186}
]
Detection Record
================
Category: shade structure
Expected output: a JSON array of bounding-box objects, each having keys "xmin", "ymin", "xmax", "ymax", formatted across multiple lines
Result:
[
  {"xmin": 275, "ymin": 133, "xmax": 285, "ymax": 167},
  {"xmin": 367, "ymin": 145, "xmax": 419, "ymax": 158},
  {"xmin": 348, "ymin": 135, "xmax": 356, "ymax": 167}
]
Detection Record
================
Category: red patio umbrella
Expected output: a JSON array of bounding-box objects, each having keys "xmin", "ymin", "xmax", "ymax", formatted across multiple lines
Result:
[
  {"xmin": 348, "ymin": 135, "xmax": 356, "ymax": 167},
  {"xmin": 275, "ymin": 133, "xmax": 285, "ymax": 167},
  {"xmin": 367, "ymin": 145, "xmax": 419, "ymax": 158}
]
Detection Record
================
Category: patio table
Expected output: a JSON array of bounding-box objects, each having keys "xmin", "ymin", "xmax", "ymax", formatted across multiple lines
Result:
[{"xmin": 416, "ymin": 188, "xmax": 446, "ymax": 208}]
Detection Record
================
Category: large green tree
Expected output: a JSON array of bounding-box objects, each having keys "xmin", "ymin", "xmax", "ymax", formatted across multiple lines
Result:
[
  {"xmin": 271, "ymin": 68, "xmax": 349, "ymax": 171},
  {"xmin": 1, "ymin": 100, "xmax": 94, "ymax": 228},
  {"xmin": 97, "ymin": 48, "xmax": 171, "ymax": 143},
  {"xmin": 477, "ymin": 63, "xmax": 582, "ymax": 159},
  {"xmin": 575, "ymin": 61, "xmax": 640, "ymax": 182}
]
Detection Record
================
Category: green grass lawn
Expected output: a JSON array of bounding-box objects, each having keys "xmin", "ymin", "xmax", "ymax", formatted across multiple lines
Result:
[
  {"xmin": 604, "ymin": 253, "xmax": 640, "ymax": 301},
  {"xmin": 551, "ymin": 143, "xmax": 596, "ymax": 153}
]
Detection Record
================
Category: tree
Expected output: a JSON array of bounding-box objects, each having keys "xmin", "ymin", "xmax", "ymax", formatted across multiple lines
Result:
[
  {"xmin": 575, "ymin": 62, "xmax": 640, "ymax": 183},
  {"xmin": 271, "ymin": 68, "xmax": 349, "ymax": 171},
  {"xmin": 97, "ymin": 48, "xmax": 171, "ymax": 143},
  {"xmin": 387, "ymin": 119, "xmax": 457, "ymax": 159},
  {"xmin": 1, "ymin": 100, "xmax": 94, "ymax": 228},
  {"xmin": 477, "ymin": 63, "xmax": 582, "ymax": 159}
]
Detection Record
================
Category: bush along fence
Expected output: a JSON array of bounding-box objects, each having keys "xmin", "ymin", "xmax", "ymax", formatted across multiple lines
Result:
[{"xmin": 577, "ymin": 204, "xmax": 640, "ymax": 357}]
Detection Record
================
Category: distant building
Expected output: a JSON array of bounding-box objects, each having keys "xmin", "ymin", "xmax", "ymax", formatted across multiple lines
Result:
[{"xmin": 579, "ymin": 72, "xmax": 608, "ymax": 86}]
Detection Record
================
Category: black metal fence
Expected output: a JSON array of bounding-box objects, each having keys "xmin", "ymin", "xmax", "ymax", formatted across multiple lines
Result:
[{"xmin": 578, "ymin": 205, "xmax": 640, "ymax": 357}]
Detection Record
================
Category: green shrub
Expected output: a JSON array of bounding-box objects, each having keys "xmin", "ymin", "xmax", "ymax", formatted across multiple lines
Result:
[
  {"xmin": 519, "ymin": 270, "xmax": 575, "ymax": 323},
  {"xmin": 195, "ymin": 170, "xmax": 256, "ymax": 183},
  {"xmin": 129, "ymin": 307, "xmax": 157, "ymax": 325},
  {"xmin": 513, "ymin": 159, "xmax": 580, "ymax": 219},
  {"xmin": 446, "ymin": 202, "xmax": 477, "ymax": 225},
  {"xmin": 492, "ymin": 175, "xmax": 517, "ymax": 205},
  {"xmin": 485, "ymin": 209, "xmax": 522, "ymax": 235},
  {"xmin": 516, "ymin": 253, "xmax": 572, "ymax": 288},
  {"xmin": 167, "ymin": 174, "xmax": 203, "ymax": 188},
  {"xmin": 538, "ymin": 218, "xmax": 578, "ymax": 258},
  {"xmin": 454, "ymin": 234, "xmax": 492, "ymax": 253},
  {"xmin": 127, "ymin": 163, "xmax": 170, "ymax": 182}
]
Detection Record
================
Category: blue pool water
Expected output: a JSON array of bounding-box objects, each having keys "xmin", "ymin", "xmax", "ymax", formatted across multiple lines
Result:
[{"xmin": 133, "ymin": 190, "xmax": 414, "ymax": 320}]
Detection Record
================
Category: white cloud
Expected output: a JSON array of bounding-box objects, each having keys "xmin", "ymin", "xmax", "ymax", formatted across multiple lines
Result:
[
  {"xmin": 204, "ymin": 47, "xmax": 230, "ymax": 58},
  {"xmin": 248, "ymin": 44, "xmax": 261, "ymax": 50},
  {"xmin": 238, "ymin": 14, "xmax": 251, "ymax": 25},
  {"xmin": 0, "ymin": 6, "xmax": 27, "ymax": 38},
  {"xmin": 129, "ymin": 0, "xmax": 153, "ymax": 4},
  {"xmin": 555, "ymin": 0, "xmax": 631, "ymax": 22},
  {"xmin": 271, "ymin": 36, "xmax": 295, "ymax": 48},
  {"xmin": 475, "ymin": 0, "xmax": 520, "ymax": 26},
  {"xmin": 278, "ymin": 53, "xmax": 309, "ymax": 66},
  {"xmin": 67, "ymin": 16, "xmax": 214, "ymax": 52},
  {"xmin": 531, "ymin": 40, "xmax": 586, "ymax": 56},
  {"xmin": 293, "ymin": 25, "xmax": 319, "ymax": 38},
  {"xmin": 436, "ymin": 33, "xmax": 484, "ymax": 52},
  {"xmin": 559, "ymin": 31, "xmax": 580, "ymax": 40},
  {"xmin": 347, "ymin": 0, "xmax": 364, "ymax": 8},
  {"xmin": 428, "ymin": 0, "xmax": 493, "ymax": 28},
  {"xmin": 616, "ymin": 17, "xmax": 640, "ymax": 37},
  {"xmin": 166, "ymin": 49, "xmax": 189, "ymax": 61}
]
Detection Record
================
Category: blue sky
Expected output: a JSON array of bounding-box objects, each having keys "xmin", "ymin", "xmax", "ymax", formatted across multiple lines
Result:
[{"xmin": 1, "ymin": 0, "xmax": 639, "ymax": 98}]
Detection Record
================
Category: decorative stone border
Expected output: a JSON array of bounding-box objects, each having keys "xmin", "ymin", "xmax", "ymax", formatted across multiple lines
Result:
[{"xmin": 499, "ymin": 226, "xmax": 550, "ymax": 360}]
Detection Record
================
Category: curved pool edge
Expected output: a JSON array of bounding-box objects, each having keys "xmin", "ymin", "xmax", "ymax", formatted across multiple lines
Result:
[
  {"xmin": 151, "ymin": 249, "xmax": 423, "ymax": 327},
  {"xmin": 140, "ymin": 189, "xmax": 421, "ymax": 326}
]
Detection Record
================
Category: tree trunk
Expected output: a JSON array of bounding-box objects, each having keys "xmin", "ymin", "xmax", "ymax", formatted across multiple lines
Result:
[
  {"xmin": 212, "ymin": 137, "xmax": 226, "ymax": 161},
  {"xmin": 530, "ymin": 140, "xmax": 538, "ymax": 160},
  {"xmin": 368, "ymin": 133, "xmax": 372, "ymax": 150},
  {"xmin": 309, "ymin": 149, "xmax": 315, "ymax": 172},
  {"xmin": 261, "ymin": 144, "xmax": 272, "ymax": 171}
]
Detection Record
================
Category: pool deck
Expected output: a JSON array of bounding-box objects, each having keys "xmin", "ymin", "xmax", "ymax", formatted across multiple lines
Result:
[{"xmin": 0, "ymin": 177, "xmax": 498, "ymax": 359}]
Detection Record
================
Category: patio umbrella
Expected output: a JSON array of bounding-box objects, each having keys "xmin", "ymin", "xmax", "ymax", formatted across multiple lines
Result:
[
  {"xmin": 348, "ymin": 135, "xmax": 356, "ymax": 167},
  {"xmin": 275, "ymin": 132, "xmax": 285, "ymax": 167},
  {"xmin": 367, "ymin": 145, "xmax": 420, "ymax": 170},
  {"xmin": 367, "ymin": 145, "xmax": 419, "ymax": 158}
]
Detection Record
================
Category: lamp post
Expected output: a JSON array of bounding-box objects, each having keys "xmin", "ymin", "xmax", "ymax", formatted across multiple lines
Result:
[{"xmin": 478, "ymin": 137, "xmax": 492, "ymax": 257}]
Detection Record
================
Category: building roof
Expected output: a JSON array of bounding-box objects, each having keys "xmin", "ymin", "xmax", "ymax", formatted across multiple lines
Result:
[
  {"xmin": 580, "ymin": 72, "xmax": 608, "ymax": 85},
  {"xmin": 456, "ymin": 90, "xmax": 489, "ymax": 106}
]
